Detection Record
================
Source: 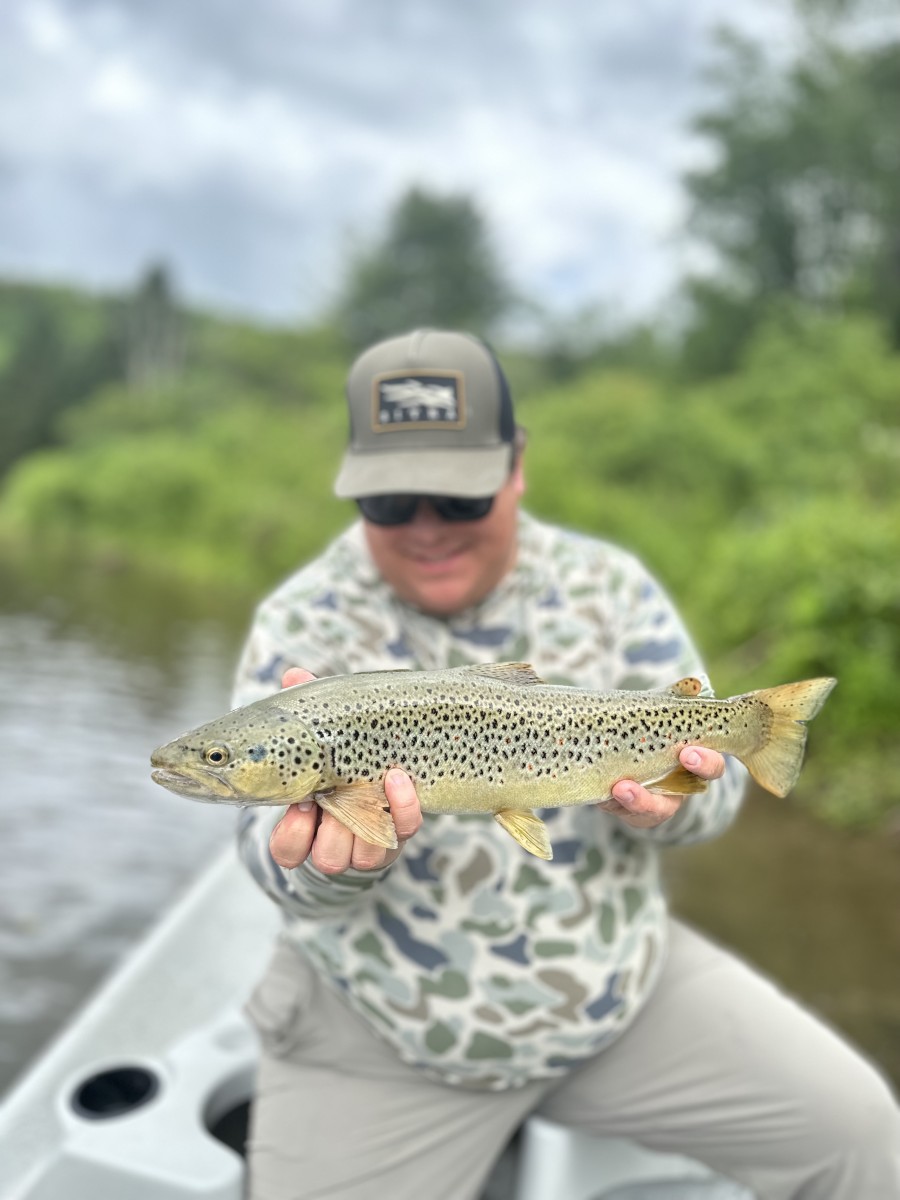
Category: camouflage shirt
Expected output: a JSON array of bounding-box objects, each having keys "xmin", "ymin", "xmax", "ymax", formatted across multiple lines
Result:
[{"xmin": 234, "ymin": 511, "xmax": 745, "ymax": 1089}]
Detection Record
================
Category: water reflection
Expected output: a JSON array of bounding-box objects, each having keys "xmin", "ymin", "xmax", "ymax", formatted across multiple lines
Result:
[{"xmin": 0, "ymin": 560, "xmax": 254, "ymax": 1093}]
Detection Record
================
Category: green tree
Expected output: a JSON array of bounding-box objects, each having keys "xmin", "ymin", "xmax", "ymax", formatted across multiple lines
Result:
[
  {"xmin": 336, "ymin": 187, "xmax": 512, "ymax": 347},
  {"xmin": 0, "ymin": 292, "xmax": 124, "ymax": 477},
  {"xmin": 125, "ymin": 263, "xmax": 185, "ymax": 388},
  {"xmin": 680, "ymin": 23, "xmax": 900, "ymax": 375}
]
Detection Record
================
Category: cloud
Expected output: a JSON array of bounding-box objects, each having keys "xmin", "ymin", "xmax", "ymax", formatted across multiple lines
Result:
[{"xmin": 0, "ymin": 0, "xmax": 793, "ymax": 325}]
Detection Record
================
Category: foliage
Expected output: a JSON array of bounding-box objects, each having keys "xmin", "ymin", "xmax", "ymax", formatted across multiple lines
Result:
[
  {"xmin": 681, "ymin": 24, "xmax": 900, "ymax": 375},
  {"xmin": 519, "ymin": 310, "xmax": 900, "ymax": 826},
  {"xmin": 1, "ymin": 381, "xmax": 352, "ymax": 589},
  {"xmin": 335, "ymin": 187, "xmax": 513, "ymax": 349},
  {"xmin": 186, "ymin": 319, "xmax": 347, "ymax": 406},
  {"xmin": 0, "ymin": 272, "xmax": 348, "ymax": 482},
  {"xmin": 0, "ymin": 283, "xmax": 126, "ymax": 476},
  {"xmin": 124, "ymin": 263, "xmax": 185, "ymax": 388}
]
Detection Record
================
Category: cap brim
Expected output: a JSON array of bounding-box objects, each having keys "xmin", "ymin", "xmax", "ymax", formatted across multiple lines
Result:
[{"xmin": 334, "ymin": 445, "xmax": 511, "ymax": 499}]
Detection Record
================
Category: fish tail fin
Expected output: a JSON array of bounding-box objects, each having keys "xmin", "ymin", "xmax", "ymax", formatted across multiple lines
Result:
[{"xmin": 741, "ymin": 677, "xmax": 837, "ymax": 797}]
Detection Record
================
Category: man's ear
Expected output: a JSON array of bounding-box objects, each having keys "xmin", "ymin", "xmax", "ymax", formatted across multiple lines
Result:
[{"xmin": 510, "ymin": 455, "xmax": 526, "ymax": 499}]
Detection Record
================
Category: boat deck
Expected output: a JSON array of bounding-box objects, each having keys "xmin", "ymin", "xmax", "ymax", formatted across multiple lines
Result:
[{"xmin": 0, "ymin": 846, "xmax": 749, "ymax": 1199}]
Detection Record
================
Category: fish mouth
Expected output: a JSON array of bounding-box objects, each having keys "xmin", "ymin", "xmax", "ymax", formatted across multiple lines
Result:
[{"xmin": 151, "ymin": 768, "xmax": 239, "ymax": 803}]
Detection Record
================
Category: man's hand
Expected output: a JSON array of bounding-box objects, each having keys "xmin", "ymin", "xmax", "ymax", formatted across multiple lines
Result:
[
  {"xmin": 599, "ymin": 746, "xmax": 726, "ymax": 830},
  {"xmin": 269, "ymin": 668, "xmax": 423, "ymax": 874}
]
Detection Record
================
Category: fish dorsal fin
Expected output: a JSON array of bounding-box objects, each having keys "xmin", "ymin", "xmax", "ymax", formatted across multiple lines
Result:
[
  {"xmin": 494, "ymin": 809, "xmax": 553, "ymax": 859},
  {"xmin": 464, "ymin": 662, "xmax": 544, "ymax": 687},
  {"xmin": 663, "ymin": 676, "xmax": 706, "ymax": 698},
  {"xmin": 316, "ymin": 782, "xmax": 399, "ymax": 849}
]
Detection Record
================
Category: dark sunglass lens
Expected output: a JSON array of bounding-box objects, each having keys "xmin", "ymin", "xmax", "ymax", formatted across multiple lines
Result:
[
  {"xmin": 357, "ymin": 493, "xmax": 495, "ymax": 525},
  {"xmin": 432, "ymin": 495, "xmax": 495, "ymax": 521},
  {"xmin": 356, "ymin": 495, "xmax": 419, "ymax": 526}
]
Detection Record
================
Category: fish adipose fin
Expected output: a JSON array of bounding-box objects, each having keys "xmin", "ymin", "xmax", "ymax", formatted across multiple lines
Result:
[
  {"xmin": 645, "ymin": 766, "xmax": 709, "ymax": 796},
  {"xmin": 317, "ymin": 782, "xmax": 399, "ymax": 849},
  {"xmin": 742, "ymin": 677, "xmax": 837, "ymax": 797},
  {"xmin": 664, "ymin": 677, "xmax": 705, "ymax": 698},
  {"xmin": 464, "ymin": 663, "xmax": 545, "ymax": 686},
  {"xmin": 494, "ymin": 809, "xmax": 553, "ymax": 859}
]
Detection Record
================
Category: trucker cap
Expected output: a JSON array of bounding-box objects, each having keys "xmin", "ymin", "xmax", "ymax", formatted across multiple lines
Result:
[{"xmin": 334, "ymin": 329, "xmax": 516, "ymax": 499}]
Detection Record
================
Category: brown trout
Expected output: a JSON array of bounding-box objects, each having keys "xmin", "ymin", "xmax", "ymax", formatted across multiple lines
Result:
[{"xmin": 150, "ymin": 664, "xmax": 836, "ymax": 859}]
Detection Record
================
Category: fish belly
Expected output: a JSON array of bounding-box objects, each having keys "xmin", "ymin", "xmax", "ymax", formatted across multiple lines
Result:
[{"xmin": 412, "ymin": 745, "xmax": 680, "ymax": 816}]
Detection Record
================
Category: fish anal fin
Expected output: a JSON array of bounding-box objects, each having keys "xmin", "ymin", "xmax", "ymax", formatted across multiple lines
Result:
[
  {"xmin": 317, "ymin": 781, "xmax": 398, "ymax": 849},
  {"xmin": 645, "ymin": 765, "xmax": 709, "ymax": 796},
  {"xmin": 464, "ymin": 663, "xmax": 544, "ymax": 686},
  {"xmin": 494, "ymin": 809, "xmax": 553, "ymax": 859}
]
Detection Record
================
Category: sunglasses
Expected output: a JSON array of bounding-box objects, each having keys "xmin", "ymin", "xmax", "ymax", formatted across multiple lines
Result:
[{"xmin": 356, "ymin": 493, "xmax": 496, "ymax": 526}]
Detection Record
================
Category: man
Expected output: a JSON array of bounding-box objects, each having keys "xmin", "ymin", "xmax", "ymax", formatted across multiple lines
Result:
[{"xmin": 233, "ymin": 329, "xmax": 900, "ymax": 1200}]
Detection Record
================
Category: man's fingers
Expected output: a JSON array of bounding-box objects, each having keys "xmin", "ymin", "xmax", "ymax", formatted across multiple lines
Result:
[
  {"xmin": 282, "ymin": 667, "xmax": 315, "ymax": 689},
  {"xmin": 602, "ymin": 748, "xmax": 726, "ymax": 829},
  {"xmin": 679, "ymin": 746, "xmax": 726, "ymax": 780},
  {"xmin": 605, "ymin": 781, "xmax": 683, "ymax": 828},
  {"xmin": 610, "ymin": 780, "xmax": 679, "ymax": 816},
  {"xmin": 351, "ymin": 839, "xmax": 389, "ymax": 871},
  {"xmin": 310, "ymin": 810, "xmax": 355, "ymax": 875},
  {"xmin": 384, "ymin": 768, "xmax": 423, "ymax": 843},
  {"xmin": 270, "ymin": 802, "xmax": 318, "ymax": 868}
]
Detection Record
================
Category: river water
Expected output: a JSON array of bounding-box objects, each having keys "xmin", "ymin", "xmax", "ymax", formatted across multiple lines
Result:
[
  {"xmin": 0, "ymin": 560, "xmax": 245, "ymax": 1094},
  {"xmin": 1, "ymin": 558, "xmax": 898, "ymax": 1096}
]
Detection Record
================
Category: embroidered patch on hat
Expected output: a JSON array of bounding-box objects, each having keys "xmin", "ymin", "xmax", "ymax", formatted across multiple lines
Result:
[{"xmin": 371, "ymin": 370, "xmax": 466, "ymax": 432}]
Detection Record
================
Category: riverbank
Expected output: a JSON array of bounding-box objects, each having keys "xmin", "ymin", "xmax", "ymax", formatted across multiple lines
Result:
[{"xmin": 666, "ymin": 787, "xmax": 900, "ymax": 1088}]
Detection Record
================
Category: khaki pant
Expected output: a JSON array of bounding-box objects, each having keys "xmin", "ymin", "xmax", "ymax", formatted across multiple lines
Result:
[{"xmin": 244, "ymin": 921, "xmax": 900, "ymax": 1200}]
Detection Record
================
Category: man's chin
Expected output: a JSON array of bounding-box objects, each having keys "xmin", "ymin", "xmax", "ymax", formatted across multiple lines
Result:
[{"xmin": 403, "ymin": 579, "xmax": 477, "ymax": 617}]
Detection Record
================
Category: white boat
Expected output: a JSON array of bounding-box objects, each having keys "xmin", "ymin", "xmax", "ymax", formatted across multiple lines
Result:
[{"xmin": 0, "ymin": 845, "xmax": 750, "ymax": 1199}]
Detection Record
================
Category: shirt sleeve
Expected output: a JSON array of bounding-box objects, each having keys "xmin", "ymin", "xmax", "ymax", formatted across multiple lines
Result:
[
  {"xmin": 232, "ymin": 594, "xmax": 392, "ymax": 917},
  {"xmin": 601, "ymin": 553, "xmax": 747, "ymax": 847}
]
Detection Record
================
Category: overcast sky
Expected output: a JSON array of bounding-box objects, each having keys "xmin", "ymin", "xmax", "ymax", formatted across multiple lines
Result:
[{"xmin": 0, "ymin": 0, "xmax": 792, "ymax": 328}]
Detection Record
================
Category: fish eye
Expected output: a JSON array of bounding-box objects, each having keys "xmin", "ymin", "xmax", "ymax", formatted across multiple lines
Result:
[{"xmin": 204, "ymin": 745, "xmax": 231, "ymax": 766}]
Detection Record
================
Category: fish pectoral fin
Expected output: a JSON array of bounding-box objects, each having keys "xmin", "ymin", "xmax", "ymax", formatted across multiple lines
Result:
[
  {"xmin": 463, "ymin": 662, "xmax": 545, "ymax": 686},
  {"xmin": 317, "ymin": 782, "xmax": 398, "ymax": 849},
  {"xmin": 493, "ymin": 809, "xmax": 553, "ymax": 860},
  {"xmin": 645, "ymin": 765, "xmax": 709, "ymax": 796}
]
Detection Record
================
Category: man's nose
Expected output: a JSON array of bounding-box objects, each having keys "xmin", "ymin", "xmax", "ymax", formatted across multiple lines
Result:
[{"xmin": 407, "ymin": 499, "xmax": 448, "ymax": 530}]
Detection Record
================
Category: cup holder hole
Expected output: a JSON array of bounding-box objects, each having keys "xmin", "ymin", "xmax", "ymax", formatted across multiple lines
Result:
[{"xmin": 70, "ymin": 1065, "xmax": 161, "ymax": 1119}]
